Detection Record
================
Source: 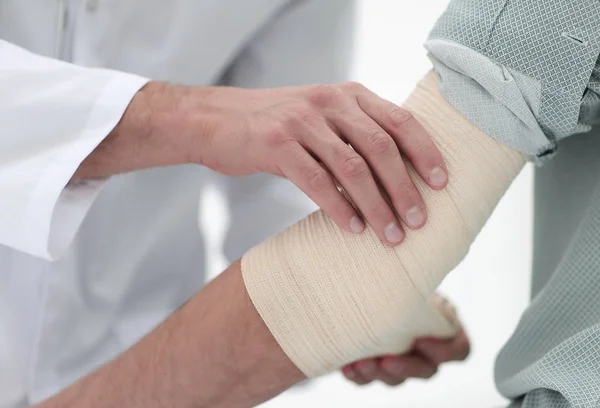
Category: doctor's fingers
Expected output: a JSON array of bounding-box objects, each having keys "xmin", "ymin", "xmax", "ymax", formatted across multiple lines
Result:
[
  {"xmin": 349, "ymin": 82, "xmax": 449, "ymax": 191},
  {"xmin": 303, "ymin": 82, "xmax": 441, "ymax": 240},
  {"xmin": 302, "ymin": 125, "xmax": 406, "ymax": 246},
  {"xmin": 331, "ymin": 106, "xmax": 427, "ymax": 236},
  {"xmin": 276, "ymin": 140, "xmax": 365, "ymax": 235}
]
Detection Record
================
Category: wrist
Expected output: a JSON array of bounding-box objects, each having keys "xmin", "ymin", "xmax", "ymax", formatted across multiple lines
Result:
[
  {"xmin": 73, "ymin": 81, "xmax": 179, "ymax": 180},
  {"xmin": 124, "ymin": 81, "xmax": 196, "ymax": 166},
  {"xmin": 145, "ymin": 82, "xmax": 224, "ymax": 166},
  {"xmin": 175, "ymin": 85, "xmax": 223, "ymax": 167}
]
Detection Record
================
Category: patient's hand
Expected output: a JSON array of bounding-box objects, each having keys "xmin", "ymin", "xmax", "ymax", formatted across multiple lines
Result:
[{"xmin": 341, "ymin": 322, "xmax": 470, "ymax": 386}]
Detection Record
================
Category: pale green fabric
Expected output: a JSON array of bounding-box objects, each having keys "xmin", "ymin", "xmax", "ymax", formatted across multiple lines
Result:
[
  {"xmin": 428, "ymin": 0, "xmax": 600, "ymax": 162},
  {"xmin": 502, "ymin": 128, "xmax": 600, "ymax": 408},
  {"xmin": 428, "ymin": 1, "xmax": 600, "ymax": 406}
]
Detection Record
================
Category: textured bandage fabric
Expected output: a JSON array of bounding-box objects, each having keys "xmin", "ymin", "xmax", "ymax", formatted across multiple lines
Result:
[{"xmin": 241, "ymin": 71, "xmax": 526, "ymax": 378}]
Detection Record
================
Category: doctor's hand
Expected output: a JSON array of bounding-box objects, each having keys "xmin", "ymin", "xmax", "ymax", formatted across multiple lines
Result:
[
  {"xmin": 188, "ymin": 82, "xmax": 448, "ymax": 246},
  {"xmin": 341, "ymin": 326, "xmax": 470, "ymax": 387}
]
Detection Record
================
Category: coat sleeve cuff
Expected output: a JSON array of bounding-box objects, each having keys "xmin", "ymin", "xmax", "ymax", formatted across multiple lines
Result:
[{"xmin": 19, "ymin": 73, "xmax": 149, "ymax": 260}]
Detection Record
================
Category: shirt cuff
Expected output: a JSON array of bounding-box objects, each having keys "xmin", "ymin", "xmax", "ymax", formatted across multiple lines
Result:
[
  {"xmin": 21, "ymin": 72, "xmax": 149, "ymax": 261},
  {"xmin": 424, "ymin": 38, "xmax": 556, "ymax": 163}
]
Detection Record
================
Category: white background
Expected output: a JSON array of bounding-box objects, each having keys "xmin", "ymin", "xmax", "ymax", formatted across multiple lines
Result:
[{"xmin": 205, "ymin": 1, "xmax": 535, "ymax": 406}]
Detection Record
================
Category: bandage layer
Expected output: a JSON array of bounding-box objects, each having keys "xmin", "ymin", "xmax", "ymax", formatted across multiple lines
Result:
[{"xmin": 242, "ymin": 72, "xmax": 526, "ymax": 377}]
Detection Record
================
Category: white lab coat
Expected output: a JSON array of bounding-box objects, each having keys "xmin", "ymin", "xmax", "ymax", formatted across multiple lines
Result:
[{"xmin": 0, "ymin": 1, "xmax": 355, "ymax": 406}]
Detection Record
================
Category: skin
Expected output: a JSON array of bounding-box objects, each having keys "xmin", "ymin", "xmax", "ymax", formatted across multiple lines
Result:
[
  {"xmin": 36, "ymin": 261, "xmax": 305, "ymax": 408},
  {"xmin": 342, "ymin": 328, "xmax": 470, "ymax": 387},
  {"xmin": 73, "ymin": 80, "xmax": 448, "ymax": 246},
  {"xmin": 58, "ymin": 80, "xmax": 466, "ymax": 404},
  {"xmin": 35, "ymin": 260, "xmax": 469, "ymax": 408}
]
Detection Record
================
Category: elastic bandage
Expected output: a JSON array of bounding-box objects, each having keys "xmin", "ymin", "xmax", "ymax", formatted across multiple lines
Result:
[{"xmin": 242, "ymin": 71, "xmax": 526, "ymax": 377}]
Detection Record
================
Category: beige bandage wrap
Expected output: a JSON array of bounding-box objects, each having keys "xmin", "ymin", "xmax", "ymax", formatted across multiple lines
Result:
[{"xmin": 242, "ymin": 71, "xmax": 526, "ymax": 377}]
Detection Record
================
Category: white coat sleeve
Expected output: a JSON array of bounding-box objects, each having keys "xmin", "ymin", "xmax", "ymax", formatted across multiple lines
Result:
[
  {"xmin": 218, "ymin": 0, "xmax": 357, "ymax": 261},
  {"xmin": 0, "ymin": 40, "xmax": 148, "ymax": 260}
]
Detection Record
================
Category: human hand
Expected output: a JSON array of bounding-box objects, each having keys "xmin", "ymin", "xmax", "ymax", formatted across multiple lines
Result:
[
  {"xmin": 187, "ymin": 82, "xmax": 448, "ymax": 246},
  {"xmin": 341, "ymin": 309, "xmax": 469, "ymax": 386}
]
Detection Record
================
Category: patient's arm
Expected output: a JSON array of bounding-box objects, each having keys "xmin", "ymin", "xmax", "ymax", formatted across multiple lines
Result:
[
  {"xmin": 36, "ymin": 261, "xmax": 304, "ymax": 408},
  {"xmin": 242, "ymin": 71, "xmax": 526, "ymax": 377},
  {"xmin": 35, "ymin": 263, "xmax": 463, "ymax": 408},
  {"xmin": 36, "ymin": 71, "xmax": 525, "ymax": 408}
]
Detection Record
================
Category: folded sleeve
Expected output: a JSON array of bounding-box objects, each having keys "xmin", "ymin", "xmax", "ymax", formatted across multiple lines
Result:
[
  {"xmin": 426, "ymin": 0, "xmax": 600, "ymax": 163},
  {"xmin": 0, "ymin": 40, "xmax": 149, "ymax": 260}
]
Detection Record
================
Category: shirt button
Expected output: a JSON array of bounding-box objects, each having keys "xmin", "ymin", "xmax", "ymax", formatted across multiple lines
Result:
[{"xmin": 86, "ymin": 0, "xmax": 99, "ymax": 12}]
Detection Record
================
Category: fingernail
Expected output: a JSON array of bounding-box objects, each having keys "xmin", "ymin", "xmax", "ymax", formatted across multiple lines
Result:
[
  {"xmin": 360, "ymin": 361, "xmax": 377, "ymax": 376},
  {"xmin": 406, "ymin": 206, "xmax": 425, "ymax": 228},
  {"xmin": 429, "ymin": 166, "xmax": 447, "ymax": 187},
  {"xmin": 350, "ymin": 216, "xmax": 365, "ymax": 234},
  {"xmin": 384, "ymin": 223, "xmax": 404, "ymax": 244}
]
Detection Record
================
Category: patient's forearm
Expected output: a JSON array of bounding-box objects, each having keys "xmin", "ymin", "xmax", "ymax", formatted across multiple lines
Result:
[
  {"xmin": 36, "ymin": 261, "xmax": 304, "ymax": 408},
  {"xmin": 242, "ymin": 71, "xmax": 527, "ymax": 377}
]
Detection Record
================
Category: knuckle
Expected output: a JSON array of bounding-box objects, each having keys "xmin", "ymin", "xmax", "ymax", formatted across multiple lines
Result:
[
  {"xmin": 340, "ymin": 155, "xmax": 369, "ymax": 180},
  {"xmin": 389, "ymin": 107, "xmax": 415, "ymax": 128},
  {"xmin": 306, "ymin": 169, "xmax": 331, "ymax": 193},
  {"xmin": 307, "ymin": 84, "xmax": 343, "ymax": 108},
  {"xmin": 343, "ymin": 81, "xmax": 367, "ymax": 93},
  {"xmin": 332, "ymin": 145, "xmax": 351, "ymax": 163},
  {"xmin": 265, "ymin": 125, "xmax": 292, "ymax": 148},
  {"xmin": 367, "ymin": 130, "xmax": 395, "ymax": 155},
  {"xmin": 282, "ymin": 114, "xmax": 302, "ymax": 132}
]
